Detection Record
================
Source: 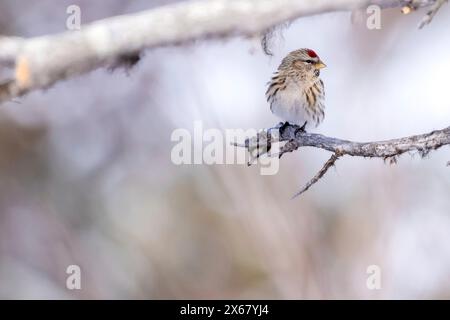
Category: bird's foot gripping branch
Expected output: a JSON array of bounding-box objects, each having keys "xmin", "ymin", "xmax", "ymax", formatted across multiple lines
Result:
[{"xmin": 235, "ymin": 124, "xmax": 450, "ymax": 198}]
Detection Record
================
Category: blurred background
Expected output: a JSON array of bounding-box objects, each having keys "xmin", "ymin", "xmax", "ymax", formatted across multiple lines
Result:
[{"xmin": 0, "ymin": 0, "xmax": 449, "ymax": 299}]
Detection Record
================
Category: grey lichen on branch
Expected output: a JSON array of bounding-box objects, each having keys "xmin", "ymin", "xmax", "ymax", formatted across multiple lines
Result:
[{"xmin": 235, "ymin": 124, "xmax": 450, "ymax": 197}]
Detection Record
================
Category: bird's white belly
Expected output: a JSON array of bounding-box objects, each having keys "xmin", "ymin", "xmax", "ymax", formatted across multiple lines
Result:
[{"xmin": 270, "ymin": 84, "xmax": 310, "ymax": 127}]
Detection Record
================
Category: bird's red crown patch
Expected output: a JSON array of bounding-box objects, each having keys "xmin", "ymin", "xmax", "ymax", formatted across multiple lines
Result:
[{"xmin": 306, "ymin": 49, "xmax": 318, "ymax": 58}]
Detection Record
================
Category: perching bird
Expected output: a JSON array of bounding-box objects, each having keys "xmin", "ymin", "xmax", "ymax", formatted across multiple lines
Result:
[{"xmin": 266, "ymin": 48, "xmax": 326, "ymax": 131}]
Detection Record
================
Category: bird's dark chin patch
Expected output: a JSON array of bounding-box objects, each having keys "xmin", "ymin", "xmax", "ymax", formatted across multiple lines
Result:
[{"xmin": 314, "ymin": 69, "xmax": 320, "ymax": 77}]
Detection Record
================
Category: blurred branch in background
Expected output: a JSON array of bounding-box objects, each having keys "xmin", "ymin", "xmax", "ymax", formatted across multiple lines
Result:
[
  {"xmin": 0, "ymin": 0, "xmax": 444, "ymax": 103},
  {"xmin": 418, "ymin": 0, "xmax": 448, "ymax": 28},
  {"xmin": 237, "ymin": 124, "xmax": 450, "ymax": 197}
]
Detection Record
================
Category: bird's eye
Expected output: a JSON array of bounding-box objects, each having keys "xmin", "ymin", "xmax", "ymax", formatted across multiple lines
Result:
[{"xmin": 305, "ymin": 60, "xmax": 314, "ymax": 64}]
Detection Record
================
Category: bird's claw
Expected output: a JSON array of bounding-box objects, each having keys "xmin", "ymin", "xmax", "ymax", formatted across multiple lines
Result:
[
  {"xmin": 293, "ymin": 121, "xmax": 307, "ymax": 136},
  {"xmin": 279, "ymin": 121, "xmax": 290, "ymax": 133}
]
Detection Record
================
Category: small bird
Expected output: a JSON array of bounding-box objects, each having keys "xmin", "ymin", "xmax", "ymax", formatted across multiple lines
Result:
[{"xmin": 266, "ymin": 48, "xmax": 327, "ymax": 131}]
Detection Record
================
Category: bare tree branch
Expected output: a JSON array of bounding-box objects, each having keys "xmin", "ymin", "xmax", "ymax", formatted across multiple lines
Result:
[
  {"xmin": 277, "ymin": 125, "xmax": 450, "ymax": 158},
  {"xmin": 0, "ymin": 0, "xmax": 441, "ymax": 103},
  {"xmin": 236, "ymin": 124, "xmax": 450, "ymax": 197}
]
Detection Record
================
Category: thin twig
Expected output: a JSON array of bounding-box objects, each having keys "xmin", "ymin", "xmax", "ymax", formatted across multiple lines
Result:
[{"xmin": 291, "ymin": 153, "xmax": 341, "ymax": 199}]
